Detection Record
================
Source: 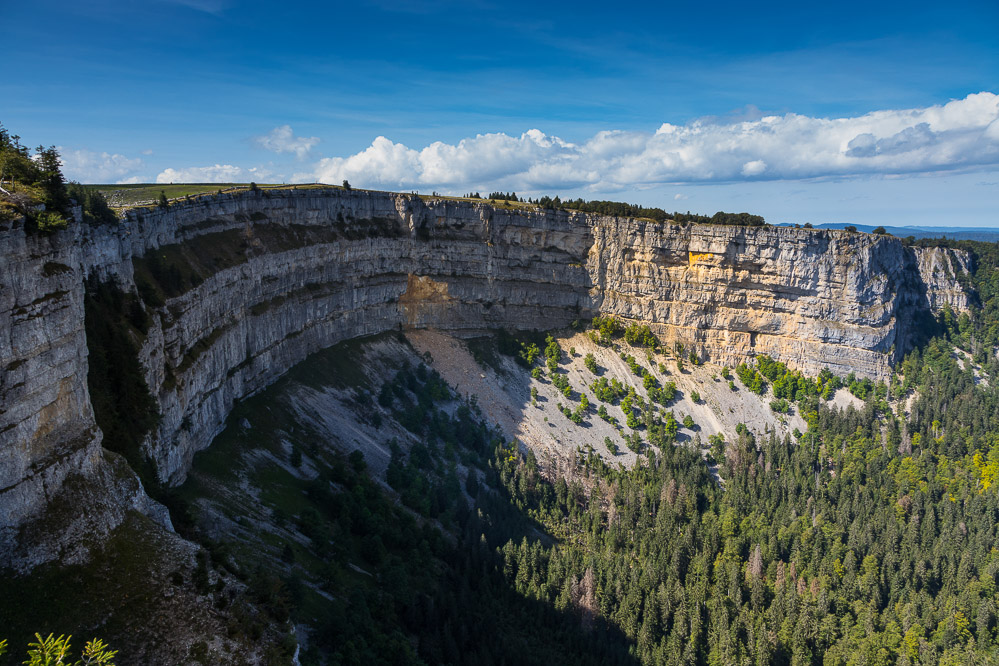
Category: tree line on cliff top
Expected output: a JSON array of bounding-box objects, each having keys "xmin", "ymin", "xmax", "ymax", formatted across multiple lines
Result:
[
  {"xmin": 469, "ymin": 190, "xmax": 766, "ymax": 226},
  {"xmin": 539, "ymin": 198, "xmax": 766, "ymax": 226}
]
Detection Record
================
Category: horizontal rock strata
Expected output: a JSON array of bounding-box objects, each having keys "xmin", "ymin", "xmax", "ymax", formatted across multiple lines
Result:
[{"xmin": 0, "ymin": 187, "xmax": 971, "ymax": 568}]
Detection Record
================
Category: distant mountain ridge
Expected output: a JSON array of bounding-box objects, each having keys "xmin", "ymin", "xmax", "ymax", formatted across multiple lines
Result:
[{"xmin": 778, "ymin": 222, "xmax": 999, "ymax": 242}]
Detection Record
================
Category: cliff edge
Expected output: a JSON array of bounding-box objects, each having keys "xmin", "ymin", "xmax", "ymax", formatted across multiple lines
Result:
[{"xmin": 0, "ymin": 187, "xmax": 970, "ymax": 569}]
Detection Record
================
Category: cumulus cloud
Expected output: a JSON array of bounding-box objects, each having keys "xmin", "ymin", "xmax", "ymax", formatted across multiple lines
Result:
[
  {"xmin": 58, "ymin": 148, "xmax": 144, "ymax": 183},
  {"xmin": 155, "ymin": 164, "xmax": 273, "ymax": 183},
  {"xmin": 308, "ymin": 92, "xmax": 999, "ymax": 192},
  {"xmin": 254, "ymin": 125, "xmax": 320, "ymax": 159}
]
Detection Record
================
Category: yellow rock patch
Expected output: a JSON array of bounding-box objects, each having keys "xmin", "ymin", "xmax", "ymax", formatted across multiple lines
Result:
[
  {"xmin": 688, "ymin": 251, "xmax": 714, "ymax": 267},
  {"xmin": 400, "ymin": 274, "xmax": 451, "ymax": 304},
  {"xmin": 33, "ymin": 376, "xmax": 76, "ymax": 442},
  {"xmin": 399, "ymin": 274, "xmax": 452, "ymax": 327}
]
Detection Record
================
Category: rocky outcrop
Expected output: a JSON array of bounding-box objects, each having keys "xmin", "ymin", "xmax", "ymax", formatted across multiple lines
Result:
[
  {"xmin": 587, "ymin": 220, "xmax": 969, "ymax": 378},
  {"xmin": 0, "ymin": 215, "xmax": 168, "ymax": 571},
  {"xmin": 0, "ymin": 215, "xmax": 92, "ymax": 520},
  {"xmin": 913, "ymin": 246, "xmax": 971, "ymax": 312},
  {"xmin": 0, "ymin": 187, "xmax": 971, "ymax": 568}
]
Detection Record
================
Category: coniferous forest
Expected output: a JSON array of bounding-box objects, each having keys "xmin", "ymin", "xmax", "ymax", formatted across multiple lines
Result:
[
  {"xmin": 278, "ymin": 242, "xmax": 999, "ymax": 665},
  {"xmin": 185, "ymin": 242, "xmax": 999, "ymax": 666}
]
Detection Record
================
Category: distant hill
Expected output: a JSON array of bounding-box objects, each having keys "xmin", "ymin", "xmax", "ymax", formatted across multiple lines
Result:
[{"xmin": 778, "ymin": 222, "xmax": 999, "ymax": 242}]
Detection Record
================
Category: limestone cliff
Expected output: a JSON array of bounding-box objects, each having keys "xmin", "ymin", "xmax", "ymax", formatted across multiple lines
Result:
[
  {"xmin": 0, "ymin": 214, "xmax": 168, "ymax": 570},
  {"xmin": 0, "ymin": 214, "xmax": 99, "ymax": 535},
  {"xmin": 0, "ymin": 187, "xmax": 972, "ymax": 568}
]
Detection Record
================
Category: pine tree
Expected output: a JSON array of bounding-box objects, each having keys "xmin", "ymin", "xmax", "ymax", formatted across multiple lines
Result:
[{"xmin": 34, "ymin": 146, "xmax": 69, "ymax": 213}]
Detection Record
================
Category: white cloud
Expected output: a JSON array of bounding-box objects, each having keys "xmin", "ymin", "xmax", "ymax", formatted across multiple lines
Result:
[
  {"xmin": 673, "ymin": 193, "xmax": 689, "ymax": 201},
  {"xmin": 254, "ymin": 125, "xmax": 320, "ymax": 159},
  {"xmin": 308, "ymin": 92, "xmax": 999, "ymax": 192},
  {"xmin": 58, "ymin": 148, "xmax": 144, "ymax": 183},
  {"xmin": 155, "ymin": 164, "xmax": 274, "ymax": 183}
]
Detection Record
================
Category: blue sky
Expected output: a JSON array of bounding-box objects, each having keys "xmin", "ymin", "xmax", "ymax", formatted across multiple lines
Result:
[{"xmin": 2, "ymin": 0, "xmax": 998, "ymax": 226}]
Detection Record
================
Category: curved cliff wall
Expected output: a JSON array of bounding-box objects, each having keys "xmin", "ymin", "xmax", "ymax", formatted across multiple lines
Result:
[
  {"xmin": 0, "ymin": 215, "xmax": 166, "ymax": 568},
  {"xmin": 0, "ymin": 216, "xmax": 99, "ymax": 532},
  {"xmin": 80, "ymin": 188, "xmax": 969, "ymax": 483},
  {"xmin": 0, "ymin": 187, "xmax": 970, "ymax": 567}
]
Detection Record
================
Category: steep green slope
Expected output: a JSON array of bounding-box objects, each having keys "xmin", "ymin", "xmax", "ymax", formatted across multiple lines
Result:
[
  {"xmin": 168, "ymin": 237, "xmax": 999, "ymax": 664},
  {"xmin": 174, "ymin": 333, "xmax": 637, "ymax": 665},
  {"xmin": 168, "ymin": 309, "xmax": 999, "ymax": 665}
]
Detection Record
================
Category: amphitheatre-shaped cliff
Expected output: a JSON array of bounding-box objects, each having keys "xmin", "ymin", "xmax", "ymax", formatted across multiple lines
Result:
[{"xmin": 0, "ymin": 187, "xmax": 970, "ymax": 569}]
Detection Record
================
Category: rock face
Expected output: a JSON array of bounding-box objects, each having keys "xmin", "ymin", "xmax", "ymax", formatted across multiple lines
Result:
[
  {"xmin": 0, "ymin": 187, "xmax": 971, "ymax": 568},
  {"xmin": 914, "ymin": 245, "xmax": 971, "ymax": 312},
  {"xmin": 0, "ymin": 215, "xmax": 100, "ymax": 536},
  {"xmin": 0, "ymin": 215, "xmax": 169, "ymax": 570},
  {"xmin": 589, "ymin": 220, "xmax": 969, "ymax": 379}
]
